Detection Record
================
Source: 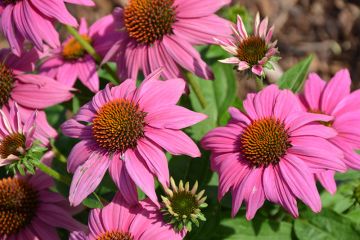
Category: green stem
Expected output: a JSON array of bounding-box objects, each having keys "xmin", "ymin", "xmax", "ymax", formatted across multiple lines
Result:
[
  {"xmin": 34, "ymin": 161, "xmax": 71, "ymax": 185},
  {"xmin": 184, "ymin": 72, "xmax": 208, "ymax": 109},
  {"xmin": 65, "ymin": 25, "xmax": 120, "ymax": 85},
  {"xmin": 255, "ymin": 76, "xmax": 264, "ymax": 91},
  {"xmin": 51, "ymin": 141, "xmax": 67, "ymax": 164}
]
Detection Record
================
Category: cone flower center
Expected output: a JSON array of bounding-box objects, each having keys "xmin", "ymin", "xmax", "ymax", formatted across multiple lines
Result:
[
  {"xmin": 0, "ymin": 133, "xmax": 26, "ymax": 159},
  {"xmin": 92, "ymin": 99, "xmax": 146, "ymax": 153},
  {"xmin": 171, "ymin": 191, "xmax": 198, "ymax": 217},
  {"xmin": 240, "ymin": 118, "xmax": 291, "ymax": 167},
  {"xmin": 0, "ymin": 63, "xmax": 14, "ymax": 108},
  {"xmin": 62, "ymin": 35, "xmax": 92, "ymax": 60},
  {"xmin": 97, "ymin": 231, "xmax": 134, "ymax": 240},
  {"xmin": 124, "ymin": 0, "xmax": 176, "ymax": 45},
  {"xmin": 237, "ymin": 36, "xmax": 267, "ymax": 66},
  {"xmin": 0, "ymin": 177, "xmax": 38, "ymax": 235}
]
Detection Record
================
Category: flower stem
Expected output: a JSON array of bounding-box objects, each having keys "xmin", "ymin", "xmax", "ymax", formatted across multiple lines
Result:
[
  {"xmin": 51, "ymin": 141, "xmax": 67, "ymax": 164},
  {"xmin": 34, "ymin": 161, "xmax": 72, "ymax": 185},
  {"xmin": 64, "ymin": 25, "xmax": 120, "ymax": 85},
  {"xmin": 255, "ymin": 76, "xmax": 264, "ymax": 91},
  {"xmin": 184, "ymin": 72, "xmax": 207, "ymax": 109}
]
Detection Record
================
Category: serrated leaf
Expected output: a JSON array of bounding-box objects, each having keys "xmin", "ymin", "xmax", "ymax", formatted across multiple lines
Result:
[
  {"xmin": 294, "ymin": 208, "xmax": 360, "ymax": 240},
  {"xmin": 278, "ymin": 55, "xmax": 314, "ymax": 92}
]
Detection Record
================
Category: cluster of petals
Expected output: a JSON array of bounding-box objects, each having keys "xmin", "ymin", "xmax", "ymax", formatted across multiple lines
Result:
[
  {"xmin": 0, "ymin": 0, "xmax": 94, "ymax": 56},
  {"xmin": 300, "ymin": 69, "xmax": 360, "ymax": 194},
  {"xmin": 40, "ymin": 17, "xmax": 117, "ymax": 93},
  {"xmin": 70, "ymin": 193, "xmax": 184, "ymax": 240},
  {"xmin": 2, "ymin": 152, "xmax": 86, "ymax": 239},
  {"xmin": 0, "ymin": 49, "xmax": 74, "ymax": 143},
  {"xmin": 201, "ymin": 85, "xmax": 347, "ymax": 219},
  {"xmin": 61, "ymin": 68, "xmax": 207, "ymax": 206},
  {"xmin": 0, "ymin": 102, "xmax": 38, "ymax": 167},
  {"xmin": 216, "ymin": 13, "xmax": 278, "ymax": 76},
  {"xmin": 102, "ymin": 0, "xmax": 232, "ymax": 81}
]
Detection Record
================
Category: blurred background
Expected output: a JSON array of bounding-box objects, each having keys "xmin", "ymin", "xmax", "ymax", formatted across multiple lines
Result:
[{"xmin": 1, "ymin": 0, "xmax": 359, "ymax": 91}]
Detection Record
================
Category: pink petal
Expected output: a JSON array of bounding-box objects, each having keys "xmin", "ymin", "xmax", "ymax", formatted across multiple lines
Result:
[
  {"xmin": 124, "ymin": 149, "xmax": 158, "ymax": 205},
  {"xmin": 146, "ymin": 105, "xmax": 207, "ymax": 129},
  {"xmin": 303, "ymin": 73, "xmax": 326, "ymax": 111},
  {"xmin": 145, "ymin": 127, "xmax": 201, "ymax": 157},
  {"xmin": 136, "ymin": 139, "xmax": 169, "ymax": 187},
  {"xmin": 236, "ymin": 15, "xmax": 248, "ymax": 39},
  {"xmin": 69, "ymin": 152, "xmax": 111, "ymax": 206},
  {"xmin": 109, "ymin": 157, "xmax": 138, "ymax": 206},
  {"xmin": 279, "ymin": 155, "xmax": 321, "ymax": 213},
  {"xmin": 263, "ymin": 165, "xmax": 299, "ymax": 217},
  {"xmin": 67, "ymin": 140, "xmax": 95, "ymax": 173},
  {"xmin": 175, "ymin": 0, "xmax": 231, "ymax": 18},
  {"xmin": 316, "ymin": 171, "xmax": 337, "ymax": 195},
  {"xmin": 321, "ymin": 69, "xmax": 351, "ymax": 114}
]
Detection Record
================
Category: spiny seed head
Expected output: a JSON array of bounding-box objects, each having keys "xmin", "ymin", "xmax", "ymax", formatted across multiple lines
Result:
[
  {"xmin": 0, "ymin": 177, "xmax": 38, "ymax": 236},
  {"xmin": 124, "ymin": 0, "xmax": 176, "ymax": 45},
  {"xmin": 92, "ymin": 99, "xmax": 146, "ymax": 153},
  {"xmin": 0, "ymin": 63, "xmax": 14, "ymax": 108},
  {"xmin": 161, "ymin": 178, "xmax": 207, "ymax": 232},
  {"xmin": 62, "ymin": 35, "xmax": 92, "ymax": 60},
  {"xmin": 237, "ymin": 36, "xmax": 267, "ymax": 66},
  {"xmin": 240, "ymin": 118, "xmax": 291, "ymax": 167},
  {"xmin": 0, "ymin": 133, "xmax": 26, "ymax": 159},
  {"xmin": 97, "ymin": 231, "xmax": 134, "ymax": 240}
]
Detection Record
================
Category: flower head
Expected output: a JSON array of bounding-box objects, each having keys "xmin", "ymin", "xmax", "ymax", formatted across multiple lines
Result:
[
  {"xmin": 101, "ymin": 0, "xmax": 232, "ymax": 81},
  {"xmin": 216, "ymin": 13, "xmax": 278, "ymax": 76},
  {"xmin": 81, "ymin": 193, "xmax": 183, "ymax": 240},
  {"xmin": 0, "ymin": 102, "xmax": 40, "ymax": 167},
  {"xmin": 61, "ymin": 68, "xmax": 207, "ymax": 206},
  {"xmin": 0, "ymin": 49, "xmax": 74, "ymax": 143},
  {"xmin": 0, "ymin": 0, "xmax": 95, "ymax": 56},
  {"xmin": 40, "ymin": 17, "xmax": 117, "ymax": 93},
  {"xmin": 300, "ymin": 69, "xmax": 360, "ymax": 194},
  {"xmin": 161, "ymin": 178, "xmax": 207, "ymax": 232},
  {"xmin": 0, "ymin": 153, "xmax": 85, "ymax": 239},
  {"xmin": 201, "ymin": 85, "xmax": 346, "ymax": 219}
]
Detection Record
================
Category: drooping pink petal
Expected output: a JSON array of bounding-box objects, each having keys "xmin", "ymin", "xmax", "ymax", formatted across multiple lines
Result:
[
  {"xmin": 109, "ymin": 156, "xmax": 139, "ymax": 206},
  {"xmin": 69, "ymin": 152, "xmax": 111, "ymax": 206},
  {"xmin": 316, "ymin": 171, "xmax": 337, "ymax": 195},
  {"xmin": 279, "ymin": 155, "xmax": 321, "ymax": 213}
]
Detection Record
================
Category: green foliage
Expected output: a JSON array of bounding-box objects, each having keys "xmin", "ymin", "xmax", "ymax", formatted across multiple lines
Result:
[{"xmin": 278, "ymin": 55, "xmax": 314, "ymax": 92}]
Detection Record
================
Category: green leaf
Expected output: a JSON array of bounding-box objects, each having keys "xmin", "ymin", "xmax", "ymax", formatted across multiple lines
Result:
[
  {"xmin": 294, "ymin": 208, "xmax": 360, "ymax": 240},
  {"xmin": 278, "ymin": 55, "xmax": 314, "ymax": 92},
  {"xmin": 210, "ymin": 216, "xmax": 292, "ymax": 240},
  {"xmin": 82, "ymin": 194, "xmax": 103, "ymax": 209}
]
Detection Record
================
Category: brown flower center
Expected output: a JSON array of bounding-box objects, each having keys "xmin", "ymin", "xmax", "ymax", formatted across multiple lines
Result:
[
  {"xmin": 97, "ymin": 231, "xmax": 134, "ymax": 240},
  {"xmin": 0, "ymin": 177, "xmax": 38, "ymax": 236},
  {"xmin": 237, "ymin": 36, "xmax": 267, "ymax": 66},
  {"xmin": 124, "ymin": 0, "xmax": 176, "ymax": 45},
  {"xmin": 0, "ymin": 133, "xmax": 26, "ymax": 159},
  {"xmin": 240, "ymin": 118, "xmax": 291, "ymax": 167},
  {"xmin": 92, "ymin": 99, "xmax": 146, "ymax": 153},
  {"xmin": 62, "ymin": 35, "xmax": 92, "ymax": 60},
  {"xmin": 0, "ymin": 63, "xmax": 14, "ymax": 108}
]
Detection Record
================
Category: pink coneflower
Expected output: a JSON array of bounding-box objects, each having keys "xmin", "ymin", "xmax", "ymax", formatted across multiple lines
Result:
[
  {"xmin": 216, "ymin": 13, "xmax": 278, "ymax": 76},
  {"xmin": 0, "ymin": 102, "xmax": 39, "ymax": 167},
  {"xmin": 0, "ymin": 0, "xmax": 95, "ymax": 56},
  {"xmin": 201, "ymin": 85, "xmax": 347, "ymax": 219},
  {"xmin": 40, "ymin": 17, "xmax": 117, "ymax": 93},
  {"xmin": 72, "ymin": 193, "xmax": 183, "ymax": 240},
  {"xmin": 0, "ymin": 48, "xmax": 74, "ymax": 143},
  {"xmin": 300, "ymin": 69, "xmax": 360, "ymax": 194},
  {"xmin": 61, "ymin": 68, "xmax": 207, "ymax": 206},
  {"xmin": 102, "ymin": 0, "xmax": 232, "ymax": 81},
  {"xmin": 0, "ymin": 154, "xmax": 86, "ymax": 239}
]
